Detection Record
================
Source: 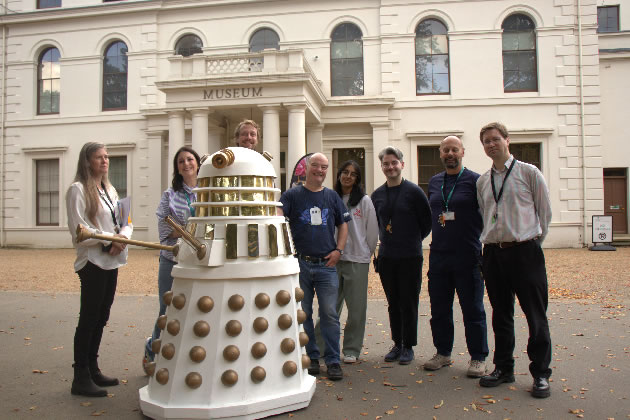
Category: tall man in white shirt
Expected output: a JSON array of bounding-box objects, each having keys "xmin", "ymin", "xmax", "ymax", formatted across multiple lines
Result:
[{"xmin": 476, "ymin": 122, "xmax": 552, "ymax": 399}]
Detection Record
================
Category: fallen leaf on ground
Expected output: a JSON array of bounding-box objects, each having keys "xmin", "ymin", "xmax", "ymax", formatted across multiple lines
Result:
[{"xmin": 434, "ymin": 400, "xmax": 444, "ymax": 409}]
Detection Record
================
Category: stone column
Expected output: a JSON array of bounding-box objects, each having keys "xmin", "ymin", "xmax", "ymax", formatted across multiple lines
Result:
[
  {"xmin": 191, "ymin": 109, "xmax": 209, "ymax": 156},
  {"xmin": 260, "ymin": 105, "xmax": 282, "ymax": 180},
  {"xmin": 306, "ymin": 124, "xmax": 324, "ymax": 155},
  {"xmin": 144, "ymin": 130, "xmax": 165, "ymax": 241},
  {"xmin": 286, "ymin": 104, "xmax": 307, "ymax": 191},
  {"xmin": 168, "ymin": 109, "xmax": 186, "ymax": 178},
  {"xmin": 208, "ymin": 126, "xmax": 224, "ymax": 152},
  {"xmin": 370, "ymin": 122, "xmax": 390, "ymax": 190}
]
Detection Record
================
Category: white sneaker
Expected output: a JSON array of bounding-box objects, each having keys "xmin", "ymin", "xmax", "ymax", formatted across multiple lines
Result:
[
  {"xmin": 343, "ymin": 355, "xmax": 357, "ymax": 364},
  {"xmin": 423, "ymin": 353, "xmax": 453, "ymax": 371},
  {"xmin": 467, "ymin": 359, "xmax": 487, "ymax": 378}
]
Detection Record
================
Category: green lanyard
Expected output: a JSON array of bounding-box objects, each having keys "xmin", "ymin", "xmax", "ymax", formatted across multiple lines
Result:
[
  {"xmin": 440, "ymin": 167, "xmax": 464, "ymax": 212},
  {"xmin": 184, "ymin": 191, "xmax": 196, "ymax": 217}
]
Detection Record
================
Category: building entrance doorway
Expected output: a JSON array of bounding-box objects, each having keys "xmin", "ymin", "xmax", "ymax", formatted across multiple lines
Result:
[{"xmin": 603, "ymin": 168, "xmax": 628, "ymax": 234}]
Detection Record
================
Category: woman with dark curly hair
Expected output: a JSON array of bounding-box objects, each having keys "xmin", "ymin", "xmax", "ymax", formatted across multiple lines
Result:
[
  {"xmin": 143, "ymin": 146, "xmax": 200, "ymax": 372},
  {"xmin": 332, "ymin": 160, "xmax": 378, "ymax": 363}
]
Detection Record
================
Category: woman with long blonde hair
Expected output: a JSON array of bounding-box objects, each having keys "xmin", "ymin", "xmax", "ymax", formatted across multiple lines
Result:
[{"xmin": 66, "ymin": 142, "xmax": 133, "ymax": 397}]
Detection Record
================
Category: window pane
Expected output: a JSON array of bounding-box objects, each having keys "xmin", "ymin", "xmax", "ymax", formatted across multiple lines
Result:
[
  {"xmin": 518, "ymin": 51, "xmax": 536, "ymax": 73},
  {"xmin": 597, "ymin": 6, "xmax": 619, "ymax": 32},
  {"xmin": 433, "ymin": 35, "xmax": 448, "ymax": 54},
  {"xmin": 417, "ymin": 146, "xmax": 442, "ymax": 195},
  {"xmin": 517, "ymin": 32, "xmax": 535, "ymax": 50},
  {"xmin": 109, "ymin": 156, "xmax": 127, "ymax": 198},
  {"xmin": 38, "ymin": 0, "xmax": 61, "ymax": 9},
  {"xmin": 433, "ymin": 55, "xmax": 449, "ymax": 74},
  {"xmin": 433, "ymin": 73, "xmax": 449, "ymax": 93},
  {"xmin": 345, "ymin": 40, "xmax": 363, "ymax": 59},
  {"xmin": 36, "ymin": 159, "xmax": 59, "ymax": 225},
  {"xmin": 249, "ymin": 28, "xmax": 279, "ymax": 52},
  {"xmin": 331, "ymin": 42, "xmax": 346, "ymax": 59},
  {"xmin": 416, "ymin": 56, "xmax": 431, "ymax": 93},
  {"xmin": 503, "ymin": 70, "xmax": 519, "ymax": 91},
  {"xmin": 175, "ymin": 35, "xmax": 203, "ymax": 57},
  {"xmin": 415, "ymin": 36, "xmax": 430, "ymax": 55},
  {"xmin": 503, "ymin": 51, "xmax": 519, "ymax": 71},
  {"xmin": 502, "ymin": 33, "xmax": 519, "ymax": 51}
]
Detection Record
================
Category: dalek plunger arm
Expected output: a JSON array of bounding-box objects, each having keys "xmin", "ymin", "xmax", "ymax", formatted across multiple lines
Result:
[
  {"xmin": 165, "ymin": 216, "xmax": 206, "ymax": 260},
  {"xmin": 75, "ymin": 224, "xmax": 179, "ymax": 255}
]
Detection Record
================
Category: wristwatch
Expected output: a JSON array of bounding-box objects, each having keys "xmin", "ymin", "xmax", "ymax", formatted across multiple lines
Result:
[{"xmin": 335, "ymin": 248, "xmax": 344, "ymax": 255}]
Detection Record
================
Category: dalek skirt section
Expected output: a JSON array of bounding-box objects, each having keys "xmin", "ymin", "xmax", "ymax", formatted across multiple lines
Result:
[{"xmin": 139, "ymin": 147, "xmax": 316, "ymax": 420}]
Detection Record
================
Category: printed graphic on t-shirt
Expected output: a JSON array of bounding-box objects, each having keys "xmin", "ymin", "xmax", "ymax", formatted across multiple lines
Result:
[
  {"xmin": 300, "ymin": 207, "xmax": 329, "ymax": 226},
  {"xmin": 353, "ymin": 208, "xmax": 362, "ymax": 219}
]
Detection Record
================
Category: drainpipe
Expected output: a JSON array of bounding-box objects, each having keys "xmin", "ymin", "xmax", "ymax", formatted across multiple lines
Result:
[
  {"xmin": 576, "ymin": 0, "xmax": 588, "ymax": 247},
  {"xmin": 1, "ymin": 0, "xmax": 7, "ymax": 247}
]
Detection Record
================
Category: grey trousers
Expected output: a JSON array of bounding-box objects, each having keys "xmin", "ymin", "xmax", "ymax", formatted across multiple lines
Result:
[{"xmin": 315, "ymin": 260, "xmax": 370, "ymax": 359}]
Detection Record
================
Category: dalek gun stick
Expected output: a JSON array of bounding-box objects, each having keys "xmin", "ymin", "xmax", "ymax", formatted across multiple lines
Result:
[
  {"xmin": 75, "ymin": 224, "xmax": 179, "ymax": 254},
  {"xmin": 164, "ymin": 215, "xmax": 206, "ymax": 259}
]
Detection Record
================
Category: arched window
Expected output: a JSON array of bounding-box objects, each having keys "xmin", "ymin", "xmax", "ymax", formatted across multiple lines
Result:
[
  {"xmin": 249, "ymin": 28, "xmax": 280, "ymax": 52},
  {"xmin": 330, "ymin": 23, "xmax": 364, "ymax": 96},
  {"xmin": 415, "ymin": 19, "xmax": 449, "ymax": 95},
  {"xmin": 175, "ymin": 34, "xmax": 203, "ymax": 57},
  {"xmin": 103, "ymin": 41, "xmax": 128, "ymax": 111},
  {"xmin": 502, "ymin": 14, "xmax": 538, "ymax": 92},
  {"xmin": 37, "ymin": 47, "xmax": 60, "ymax": 115}
]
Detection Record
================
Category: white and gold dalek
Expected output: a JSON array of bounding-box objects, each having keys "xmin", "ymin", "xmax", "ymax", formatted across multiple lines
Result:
[{"xmin": 134, "ymin": 147, "xmax": 315, "ymax": 419}]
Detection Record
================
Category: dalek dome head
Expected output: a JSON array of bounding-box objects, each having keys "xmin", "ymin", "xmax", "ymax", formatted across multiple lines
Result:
[{"xmin": 195, "ymin": 147, "xmax": 281, "ymax": 218}]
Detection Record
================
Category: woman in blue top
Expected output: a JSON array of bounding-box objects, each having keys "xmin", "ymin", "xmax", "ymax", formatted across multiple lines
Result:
[{"xmin": 143, "ymin": 146, "xmax": 200, "ymax": 372}]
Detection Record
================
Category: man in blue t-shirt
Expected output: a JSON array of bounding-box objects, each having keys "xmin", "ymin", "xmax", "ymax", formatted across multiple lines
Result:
[
  {"xmin": 424, "ymin": 135, "xmax": 488, "ymax": 378},
  {"xmin": 279, "ymin": 153, "xmax": 350, "ymax": 381}
]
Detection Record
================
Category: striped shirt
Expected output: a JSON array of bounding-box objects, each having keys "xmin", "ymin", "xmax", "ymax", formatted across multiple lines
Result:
[
  {"xmin": 477, "ymin": 155, "xmax": 552, "ymax": 244},
  {"xmin": 156, "ymin": 184, "xmax": 196, "ymax": 261}
]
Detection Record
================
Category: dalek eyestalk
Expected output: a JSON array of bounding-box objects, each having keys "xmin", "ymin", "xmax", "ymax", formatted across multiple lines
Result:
[{"xmin": 211, "ymin": 148, "xmax": 235, "ymax": 169}]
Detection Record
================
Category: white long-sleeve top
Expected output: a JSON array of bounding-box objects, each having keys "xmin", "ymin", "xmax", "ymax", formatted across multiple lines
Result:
[
  {"xmin": 66, "ymin": 181, "xmax": 133, "ymax": 272},
  {"xmin": 339, "ymin": 194, "xmax": 379, "ymax": 264}
]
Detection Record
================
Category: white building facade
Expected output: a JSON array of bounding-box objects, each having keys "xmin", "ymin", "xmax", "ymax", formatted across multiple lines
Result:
[{"xmin": 0, "ymin": 0, "xmax": 628, "ymax": 248}]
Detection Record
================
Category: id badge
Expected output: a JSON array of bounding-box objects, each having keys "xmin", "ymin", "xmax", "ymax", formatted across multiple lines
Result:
[
  {"xmin": 310, "ymin": 207, "xmax": 322, "ymax": 225},
  {"xmin": 443, "ymin": 211, "xmax": 455, "ymax": 221}
]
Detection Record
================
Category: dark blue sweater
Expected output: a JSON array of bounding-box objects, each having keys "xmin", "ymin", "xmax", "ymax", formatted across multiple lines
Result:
[
  {"xmin": 427, "ymin": 168, "xmax": 482, "ymax": 254},
  {"xmin": 371, "ymin": 179, "xmax": 432, "ymax": 258}
]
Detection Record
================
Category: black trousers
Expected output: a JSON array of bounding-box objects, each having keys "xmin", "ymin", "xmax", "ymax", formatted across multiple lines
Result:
[
  {"xmin": 378, "ymin": 256, "xmax": 422, "ymax": 347},
  {"xmin": 74, "ymin": 261, "xmax": 118, "ymax": 366},
  {"xmin": 482, "ymin": 240, "xmax": 552, "ymax": 378}
]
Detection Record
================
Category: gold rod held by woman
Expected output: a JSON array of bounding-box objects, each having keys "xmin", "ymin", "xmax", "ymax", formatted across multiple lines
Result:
[
  {"xmin": 76, "ymin": 224, "xmax": 178, "ymax": 254},
  {"xmin": 165, "ymin": 216, "xmax": 206, "ymax": 260}
]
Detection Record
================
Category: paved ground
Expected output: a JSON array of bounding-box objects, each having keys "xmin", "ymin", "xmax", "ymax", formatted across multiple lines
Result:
[{"xmin": 1, "ymin": 291, "xmax": 628, "ymax": 419}]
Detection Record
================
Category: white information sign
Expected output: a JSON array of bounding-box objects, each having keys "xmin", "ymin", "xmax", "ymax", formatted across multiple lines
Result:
[{"xmin": 592, "ymin": 215, "xmax": 613, "ymax": 243}]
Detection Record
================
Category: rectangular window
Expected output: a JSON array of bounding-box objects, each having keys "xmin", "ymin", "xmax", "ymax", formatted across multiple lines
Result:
[
  {"xmin": 36, "ymin": 159, "xmax": 59, "ymax": 226},
  {"xmin": 417, "ymin": 146, "xmax": 442, "ymax": 195},
  {"xmin": 597, "ymin": 6, "xmax": 620, "ymax": 33},
  {"xmin": 38, "ymin": 0, "xmax": 61, "ymax": 8},
  {"xmin": 333, "ymin": 148, "xmax": 366, "ymax": 191},
  {"xmin": 510, "ymin": 143, "xmax": 541, "ymax": 170},
  {"xmin": 109, "ymin": 156, "xmax": 127, "ymax": 198}
]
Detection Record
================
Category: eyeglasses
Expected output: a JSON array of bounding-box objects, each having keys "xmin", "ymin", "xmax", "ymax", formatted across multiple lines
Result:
[{"xmin": 341, "ymin": 170, "xmax": 359, "ymax": 178}]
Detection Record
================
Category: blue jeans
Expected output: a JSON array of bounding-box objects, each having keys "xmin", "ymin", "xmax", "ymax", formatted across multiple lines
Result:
[
  {"xmin": 298, "ymin": 258, "xmax": 341, "ymax": 365},
  {"xmin": 145, "ymin": 256, "xmax": 176, "ymax": 358},
  {"xmin": 428, "ymin": 250, "xmax": 488, "ymax": 361}
]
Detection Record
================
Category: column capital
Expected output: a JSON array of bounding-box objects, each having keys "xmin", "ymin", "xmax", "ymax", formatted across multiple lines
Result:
[
  {"xmin": 370, "ymin": 121, "xmax": 391, "ymax": 130},
  {"xmin": 258, "ymin": 104, "xmax": 282, "ymax": 113},
  {"xmin": 306, "ymin": 124, "xmax": 325, "ymax": 131},
  {"xmin": 144, "ymin": 129, "xmax": 165, "ymax": 138},
  {"xmin": 189, "ymin": 108, "xmax": 210, "ymax": 117},
  {"xmin": 284, "ymin": 103, "xmax": 308, "ymax": 112},
  {"xmin": 167, "ymin": 109, "xmax": 186, "ymax": 118}
]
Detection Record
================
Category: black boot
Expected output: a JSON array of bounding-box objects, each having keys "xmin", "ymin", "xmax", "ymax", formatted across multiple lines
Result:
[
  {"xmin": 89, "ymin": 360, "xmax": 119, "ymax": 387},
  {"xmin": 71, "ymin": 364, "xmax": 107, "ymax": 397}
]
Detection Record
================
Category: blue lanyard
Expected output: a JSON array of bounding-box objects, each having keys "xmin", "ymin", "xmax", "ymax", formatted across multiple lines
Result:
[{"xmin": 440, "ymin": 167, "xmax": 464, "ymax": 212}]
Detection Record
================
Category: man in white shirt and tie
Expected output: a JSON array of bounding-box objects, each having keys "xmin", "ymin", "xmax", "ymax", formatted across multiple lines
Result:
[{"xmin": 476, "ymin": 122, "xmax": 552, "ymax": 399}]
